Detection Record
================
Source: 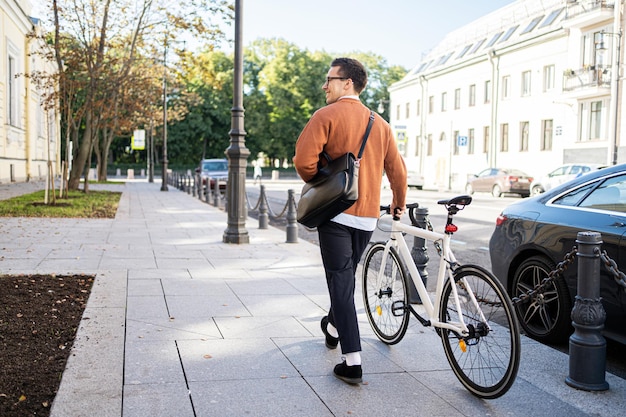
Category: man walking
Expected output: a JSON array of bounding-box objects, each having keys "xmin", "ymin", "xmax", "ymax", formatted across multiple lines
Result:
[{"xmin": 293, "ymin": 57, "xmax": 407, "ymax": 384}]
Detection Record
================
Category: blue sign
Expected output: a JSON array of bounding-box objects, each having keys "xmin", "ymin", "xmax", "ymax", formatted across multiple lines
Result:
[{"xmin": 457, "ymin": 135, "xmax": 468, "ymax": 147}]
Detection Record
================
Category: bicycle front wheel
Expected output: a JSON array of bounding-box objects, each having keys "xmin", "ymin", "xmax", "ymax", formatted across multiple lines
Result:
[
  {"xmin": 439, "ymin": 265, "xmax": 520, "ymax": 399},
  {"xmin": 362, "ymin": 243, "xmax": 410, "ymax": 344}
]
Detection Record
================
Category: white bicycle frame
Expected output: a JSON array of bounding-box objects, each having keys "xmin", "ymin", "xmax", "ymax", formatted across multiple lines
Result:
[{"xmin": 379, "ymin": 219, "xmax": 490, "ymax": 336}]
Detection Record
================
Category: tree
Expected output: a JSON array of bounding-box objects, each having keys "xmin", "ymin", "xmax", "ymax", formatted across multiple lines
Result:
[{"xmin": 37, "ymin": 0, "xmax": 234, "ymax": 190}]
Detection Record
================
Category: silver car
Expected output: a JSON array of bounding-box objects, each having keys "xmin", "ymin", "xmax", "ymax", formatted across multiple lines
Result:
[{"xmin": 529, "ymin": 163, "xmax": 605, "ymax": 196}]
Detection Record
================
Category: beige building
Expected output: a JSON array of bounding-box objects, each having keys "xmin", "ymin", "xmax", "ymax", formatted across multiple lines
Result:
[
  {"xmin": 1, "ymin": 0, "xmax": 59, "ymax": 183},
  {"xmin": 389, "ymin": 0, "xmax": 624, "ymax": 191}
]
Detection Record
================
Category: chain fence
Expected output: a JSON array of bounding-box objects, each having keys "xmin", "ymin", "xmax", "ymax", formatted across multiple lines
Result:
[{"xmin": 512, "ymin": 245, "xmax": 626, "ymax": 305}]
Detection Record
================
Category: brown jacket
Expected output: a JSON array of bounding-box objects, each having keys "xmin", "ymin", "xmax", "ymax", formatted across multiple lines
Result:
[{"xmin": 293, "ymin": 98, "xmax": 407, "ymax": 218}]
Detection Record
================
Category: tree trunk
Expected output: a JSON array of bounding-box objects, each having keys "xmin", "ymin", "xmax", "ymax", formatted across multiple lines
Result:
[{"xmin": 68, "ymin": 113, "xmax": 94, "ymax": 190}]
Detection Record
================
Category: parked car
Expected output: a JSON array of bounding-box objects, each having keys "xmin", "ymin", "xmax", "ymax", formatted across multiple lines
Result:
[
  {"xmin": 529, "ymin": 163, "xmax": 605, "ymax": 196},
  {"xmin": 489, "ymin": 164, "xmax": 626, "ymax": 344},
  {"xmin": 197, "ymin": 158, "xmax": 228, "ymax": 190},
  {"xmin": 465, "ymin": 168, "xmax": 533, "ymax": 198},
  {"xmin": 382, "ymin": 169, "xmax": 424, "ymax": 190}
]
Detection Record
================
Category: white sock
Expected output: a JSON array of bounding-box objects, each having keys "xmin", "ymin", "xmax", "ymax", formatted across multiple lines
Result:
[
  {"xmin": 327, "ymin": 322, "xmax": 339, "ymax": 338},
  {"xmin": 345, "ymin": 352, "xmax": 361, "ymax": 366}
]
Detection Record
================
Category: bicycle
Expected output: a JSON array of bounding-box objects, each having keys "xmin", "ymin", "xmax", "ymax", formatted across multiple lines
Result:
[{"xmin": 361, "ymin": 195, "xmax": 521, "ymax": 399}]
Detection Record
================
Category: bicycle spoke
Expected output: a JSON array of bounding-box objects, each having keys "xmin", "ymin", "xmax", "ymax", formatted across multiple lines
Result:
[{"xmin": 439, "ymin": 265, "xmax": 520, "ymax": 399}]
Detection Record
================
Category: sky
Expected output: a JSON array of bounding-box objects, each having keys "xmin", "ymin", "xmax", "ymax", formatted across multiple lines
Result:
[
  {"xmin": 30, "ymin": 0, "xmax": 517, "ymax": 70},
  {"xmin": 241, "ymin": 0, "xmax": 517, "ymax": 69}
]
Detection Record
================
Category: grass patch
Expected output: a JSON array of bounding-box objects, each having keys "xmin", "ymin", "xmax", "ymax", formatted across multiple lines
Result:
[{"xmin": 0, "ymin": 190, "xmax": 122, "ymax": 218}]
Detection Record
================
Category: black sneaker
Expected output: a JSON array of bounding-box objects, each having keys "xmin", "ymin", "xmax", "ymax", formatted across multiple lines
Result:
[
  {"xmin": 320, "ymin": 316, "xmax": 339, "ymax": 349},
  {"xmin": 333, "ymin": 360, "xmax": 362, "ymax": 384}
]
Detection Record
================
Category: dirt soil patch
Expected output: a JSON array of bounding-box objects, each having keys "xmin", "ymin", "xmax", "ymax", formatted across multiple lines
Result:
[{"xmin": 0, "ymin": 274, "xmax": 94, "ymax": 417}]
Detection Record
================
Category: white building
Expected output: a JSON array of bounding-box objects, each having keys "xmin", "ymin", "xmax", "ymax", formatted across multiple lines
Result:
[
  {"xmin": 389, "ymin": 0, "xmax": 624, "ymax": 191},
  {"xmin": 1, "ymin": 0, "xmax": 60, "ymax": 183}
]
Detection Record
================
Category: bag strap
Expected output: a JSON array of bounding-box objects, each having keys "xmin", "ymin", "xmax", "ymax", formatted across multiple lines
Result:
[{"xmin": 356, "ymin": 111, "xmax": 375, "ymax": 159}]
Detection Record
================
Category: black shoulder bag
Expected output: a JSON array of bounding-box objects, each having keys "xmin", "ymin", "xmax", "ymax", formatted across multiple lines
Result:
[{"xmin": 296, "ymin": 111, "xmax": 375, "ymax": 228}]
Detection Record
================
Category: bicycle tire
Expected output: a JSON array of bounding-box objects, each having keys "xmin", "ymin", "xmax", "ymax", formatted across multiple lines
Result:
[
  {"xmin": 362, "ymin": 243, "xmax": 410, "ymax": 344},
  {"xmin": 439, "ymin": 264, "xmax": 521, "ymax": 399}
]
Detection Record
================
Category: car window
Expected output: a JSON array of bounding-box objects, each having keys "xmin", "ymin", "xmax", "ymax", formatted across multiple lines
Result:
[
  {"xmin": 553, "ymin": 183, "xmax": 595, "ymax": 206},
  {"xmin": 549, "ymin": 166, "xmax": 568, "ymax": 177},
  {"xmin": 203, "ymin": 161, "xmax": 227, "ymax": 171},
  {"xmin": 579, "ymin": 175, "xmax": 626, "ymax": 213},
  {"xmin": 570, "ymin": 166, "xmax": 582, "ymax": 175},
  {"xmin": 477, "ymin": 169, "xmax": 492, "ymax": 177}
]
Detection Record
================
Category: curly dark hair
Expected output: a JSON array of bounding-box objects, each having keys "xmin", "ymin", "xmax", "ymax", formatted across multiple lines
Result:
[{"xmin": 330, "ymin": 57, "xmax": 368, "ymax": 94}]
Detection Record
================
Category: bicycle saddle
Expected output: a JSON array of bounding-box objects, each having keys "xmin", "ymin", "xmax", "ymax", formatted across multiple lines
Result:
[{"xmin": 437, "ymin": 195, "xmax": 473, "ymax": 207}]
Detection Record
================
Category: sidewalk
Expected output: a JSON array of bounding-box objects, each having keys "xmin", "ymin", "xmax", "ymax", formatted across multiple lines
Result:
[{"xmin": 1, "ymin": 180, "xmax": 625, "ymax": 417}]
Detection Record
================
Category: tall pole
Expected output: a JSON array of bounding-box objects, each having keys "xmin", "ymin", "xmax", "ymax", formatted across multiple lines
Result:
[
  {"xmin": 160, "ymin": 41, "xmax": 169, "ymax": 191},
  {"xmin": 223, "ymin": 0, "xmax": 250, "ymax": 244},
  {"xmin": 607, "ymin": 3, "xmax": 621, "ymax": 166}
]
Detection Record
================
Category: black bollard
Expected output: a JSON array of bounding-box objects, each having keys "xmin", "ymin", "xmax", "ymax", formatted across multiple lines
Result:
[
  {"xmin": 286, "ymin": 189, "xmax": 298, "ymax": 243},
  {"xmin": 409, "ymin": 206, "xmax": 429, "ymax": 304},
  {"xmin": 258, "ymin": 185, "xmax": 269, "ymax": 229},
  {"xmin": 565, "ymin": 231, "xmax": 609, "ymax": 391}
]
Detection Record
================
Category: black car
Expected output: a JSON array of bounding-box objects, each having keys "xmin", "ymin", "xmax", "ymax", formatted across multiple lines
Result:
[{"xmin": 489, "ymin": 163, "xmax": 626, "ymax": 344}]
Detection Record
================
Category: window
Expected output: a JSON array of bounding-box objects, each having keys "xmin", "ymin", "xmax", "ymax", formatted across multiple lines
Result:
[
  {"xmin": 486, "ymin": 32, "xmax": 503, "ymax": 48},
  {"xmin": 441, "ymin": 92, "xmax": 447, "ymax": 112},
  {"xmin": 484, "ymin": 80, "xmax": 491, "ymax": 103},
  {"xmin": 469, "ymin": 39, "xmax": 486, "ymax": 54},
  {"xmin": 396, "ymin": 104, "xmax": 400, "ymax": 120},
  {"xmin": 500, "ymin": 123, "xmax": 509, "ymax": 152},
  {"xmin": 427, "ymin": 134, "xmax": 433, "ymax": 156},
  {"xmin": 416, "ymin": 99, "xmax": 421, "ymax": 116},
  {"xmin": 499, "ymin": 25, "xmax": 519, "ymax": 43},
  {"xmin": 521, "ymin": 16, "xmax": 543, "ymax": 34},
  {"xmin": 541, "ymin": 119, "xmax": 553, "ymax": 150},
  {"xmin": 520, "ymin": 121, "xmax": 529, "ymax": 151},
  {"xmin": 539, "ymin": 8, "xmax": 563, "ymax": 28},
  {"xmin": 457, "ymin": 44, "xmax": 472, "ymax": 59},
  {"xmin": 483, "ymin": 126, "xmax": 490, "ymax": 153},
  {"xmin": 453, "ymin": 130, "xmax": 459, "ymax": 155},
  {"xmin": 468, "ymin": 128, "xmax": 475, "ymax": 154},
  {"xmin": 454, "ymin": 88, "xmax": 461, "ymax": 110},
  {"xmin": 428, "ymin": 96, "xmax": 434, "ymax": 113},
  {"xmin": 590, "ymin": 101, "xmax": 603, "ymax": 139},
  {"xmin": 543, "ymin": 65, "xmax": 555, "ymax": 91},
  {"xmin": 7, "ymin": 55, "xmax": 18, "ymax": 126},
  {"xmin": 469, "ymin": 84, "xmax": 476, "ymax": 106},
  {"xmin": 522, "ymin": 70, "xmax": 531, "ymax": 96},
  {"xmin": 555, "ymin": 175, "xmax": 626, "ymax": 213},
  {"xmin": 405, "ymin": 102, "xmax": 410, "ymax": 119},
  {"xmin": 502, "ymin": 75, "xmax": 510, "ymax": 99}
]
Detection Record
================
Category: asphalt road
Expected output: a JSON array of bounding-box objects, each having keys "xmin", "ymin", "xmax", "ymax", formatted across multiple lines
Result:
[{"xmin": 246, "ymin": 179, "xmax": 626, "ymax": 381}]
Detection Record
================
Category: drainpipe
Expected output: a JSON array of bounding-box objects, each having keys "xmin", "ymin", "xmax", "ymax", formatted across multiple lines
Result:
[
  {"xmin": 487, "ymin": 48, "xmax": 499, "ymax": 168},
  {"xmin": 607, "ymin": 1, "xmax": 622, "ymax": 165},
  {"xmin": 24, "ymin": 30, "xmax": 32, "ymax": 181}
]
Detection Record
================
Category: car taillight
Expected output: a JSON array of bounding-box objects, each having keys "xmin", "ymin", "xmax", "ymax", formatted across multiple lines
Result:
[
  {"xmin": 495, "ymin": 214, "xmax": 507, "ymax": 226},
  {"xmin": 507, "ymin": 176, "xmax": 518, "ymax": 182}
]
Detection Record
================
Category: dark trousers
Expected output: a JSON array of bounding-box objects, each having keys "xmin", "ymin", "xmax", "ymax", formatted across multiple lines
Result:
[{"xmin": 318, "ymin": 221, "xmax": 373, "ymax": 354}]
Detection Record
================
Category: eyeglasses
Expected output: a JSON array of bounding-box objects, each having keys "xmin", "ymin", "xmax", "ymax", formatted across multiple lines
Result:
[{"xmin": 325, "ymin": 76, "xmax": 348, "ymax": 84}]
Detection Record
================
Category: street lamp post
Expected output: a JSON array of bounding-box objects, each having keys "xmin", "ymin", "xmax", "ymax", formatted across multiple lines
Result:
[
  {"xmin": 223, "ymin": 0, "xmax": 250, "ymax": 244},
  {"xmin": 160, "ymin": 41, "xmax": 169, "ymax": 191}
]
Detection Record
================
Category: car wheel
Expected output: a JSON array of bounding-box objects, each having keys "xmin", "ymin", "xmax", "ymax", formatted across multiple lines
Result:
[
  {"xmin": 531, "ymin": 186, "xmax": 544, "ymax": 196},
  {"xmin": 465, "ymin": 183, "xmax": 474, "ymax": 195},
  {"xmin": 492, "ymin": 184, "xmax": 502, "ymax": 198},
  {"xmin": 512, "ymin": 255, "xmax": 572, "ymax": 343}
]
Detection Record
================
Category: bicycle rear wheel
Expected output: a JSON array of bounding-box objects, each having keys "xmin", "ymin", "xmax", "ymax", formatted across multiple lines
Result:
[
  {"xmin": 362, "ymin": 243, "xmax": 410, "ymax": 344},
  {"xmin": 439, "ymin": 265, "xmax": 520, "ymax": 399}
]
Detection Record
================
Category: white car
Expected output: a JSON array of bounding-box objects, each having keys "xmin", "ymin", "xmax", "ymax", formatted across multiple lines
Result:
[
  {"xmin": 530, "ymin": 163, "xmax": 605, "ymax": 196},
  {"xmin": 382, "ymin": 170, "xmax": 424, "ymax": 190}
]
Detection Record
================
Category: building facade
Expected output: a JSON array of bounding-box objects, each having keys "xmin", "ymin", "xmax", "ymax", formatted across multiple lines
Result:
[
  {"xmin": 389, "ymin": 0, "xmax": 624, "ymax": 191},
  {"xmin": 1, "ymin": 0, "xmax": 59, "ymax": 183}
]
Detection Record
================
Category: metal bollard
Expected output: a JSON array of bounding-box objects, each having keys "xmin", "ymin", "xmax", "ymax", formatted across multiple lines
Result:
[
  {"xmin": 285, "ymin": 189, "xmax": 298, "ymax": 243},
  {"xmin": 212, "ymin": 179, "xmax": 219, "ymax": 207},
  {"xmin": 565, "ymin": 231, "xmax": 609, "ymax": 391},
  {"xmin": 258, "ymin": 185, "xmax": 269, "ymax": 229},
  {"xmin": 409, "ymin": 207, "xmax": 429, "ymax": 304}
]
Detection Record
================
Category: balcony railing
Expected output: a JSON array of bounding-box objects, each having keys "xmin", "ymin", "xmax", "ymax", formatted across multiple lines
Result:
[
  {"xmin": 564, "ymin": 0, "xmax": 615, "ymax": 20},
  {"xmin": 562, "ymin": 65, "xmax": 612, "ymax": 91}
]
